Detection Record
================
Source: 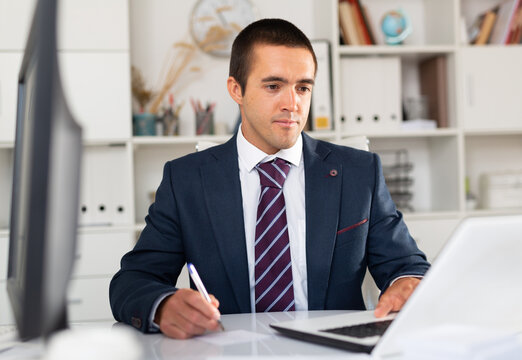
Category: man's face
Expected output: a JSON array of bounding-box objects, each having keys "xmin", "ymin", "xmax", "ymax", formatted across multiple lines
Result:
[{"xmin": 227, "ymin": 44, "xmax": 315, "ymax": 154}]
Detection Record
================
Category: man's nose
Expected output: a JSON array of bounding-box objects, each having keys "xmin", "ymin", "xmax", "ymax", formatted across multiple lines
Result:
[{"xmin": 280, "ymin": 88, "xmax": 299, "ymax": 112}]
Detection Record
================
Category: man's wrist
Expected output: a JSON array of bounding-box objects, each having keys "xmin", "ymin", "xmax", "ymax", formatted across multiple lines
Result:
[
  {"xmin": 148, "ymin": 291, "xmax": 176, "ymax": 331},
  {"xmin": 389, "ymin": 275, "xmax": 423, "ymax": 287}
]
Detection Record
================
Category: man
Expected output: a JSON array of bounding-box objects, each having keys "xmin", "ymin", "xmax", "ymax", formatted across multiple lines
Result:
[{"xmin": 110, "ymin": 18, "xmax": 430, "ymax": 340}]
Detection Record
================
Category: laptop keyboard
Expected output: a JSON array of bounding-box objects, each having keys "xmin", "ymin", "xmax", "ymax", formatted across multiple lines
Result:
[{"xmin": 320, "ymin": 320, "xmax": 393, "ymax": 338}]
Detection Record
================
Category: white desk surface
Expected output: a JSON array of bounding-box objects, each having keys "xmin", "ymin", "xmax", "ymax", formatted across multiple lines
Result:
[
  {"xmin": 125, "ymin": 310, "xmax": 369, "ymax": 359},
  {"xmin": 1, "ymin": 311, "xmax": 372, "ymax": 359},
  {"xmin": 4, "ymin": 311, "xmax": 521, "ymax": 359}
]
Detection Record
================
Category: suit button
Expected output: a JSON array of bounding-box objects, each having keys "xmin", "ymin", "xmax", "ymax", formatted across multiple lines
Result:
[{"xmin": 131, "ymin": 317, "xmax": 142, "ymax": 329}]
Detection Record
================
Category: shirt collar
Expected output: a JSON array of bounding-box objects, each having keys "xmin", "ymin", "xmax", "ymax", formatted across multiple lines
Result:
[{"xmin": 237, "ymin": 124, "xmax": 303, "ymax": 172}]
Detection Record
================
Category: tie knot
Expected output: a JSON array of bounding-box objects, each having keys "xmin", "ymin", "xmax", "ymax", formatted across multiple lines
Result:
[{"xmin": 256, "ymin": 158, "xmax": 291, "ymax": 189}]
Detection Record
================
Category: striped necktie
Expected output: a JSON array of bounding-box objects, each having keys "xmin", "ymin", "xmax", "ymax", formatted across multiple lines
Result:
[{"xmin": 254, "ymin": 158, "xmax": 295, "ymax": 312}]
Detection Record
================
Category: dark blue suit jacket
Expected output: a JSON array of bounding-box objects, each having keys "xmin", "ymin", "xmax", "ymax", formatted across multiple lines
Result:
[{"xmin": 109, "ymin": 133, "xmax": 429, "ymax": 332}]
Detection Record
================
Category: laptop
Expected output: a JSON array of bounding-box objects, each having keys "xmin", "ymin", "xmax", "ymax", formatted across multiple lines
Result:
[{"xmin": 270, "ymin": 215, "xmax": 522, "ymax": 358}]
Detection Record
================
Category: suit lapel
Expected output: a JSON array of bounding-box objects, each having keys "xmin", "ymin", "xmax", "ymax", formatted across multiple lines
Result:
[
  {"xmin": 200, "ymin": 136, "xmax": 251, "ymax": 313},
  {"xmin": 303, "ymin": 134, "xmax": 342, "ymax": 310}
]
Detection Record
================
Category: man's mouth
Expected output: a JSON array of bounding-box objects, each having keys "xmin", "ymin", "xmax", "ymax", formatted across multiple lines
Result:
[{"xmin": 273, "ymin": 118, "xmax": 299, "ymax": 128}]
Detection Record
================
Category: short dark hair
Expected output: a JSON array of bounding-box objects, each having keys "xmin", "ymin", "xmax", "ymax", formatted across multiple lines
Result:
[{"xmin": 229, "ymin": 18, "xmax": 317, "ymax": 93}]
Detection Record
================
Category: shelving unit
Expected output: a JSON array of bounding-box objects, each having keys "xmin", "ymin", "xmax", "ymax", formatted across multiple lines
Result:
[
  {"xmin": 0, "ymin": 0, "xmax": 521, "ymax": 323},
  {"xmin": 125, "ymin": 0, "xmax": 521, "ymax": 263},
  {"xmin": 0, "ymin": 0, "xmax": 135, "ymax": 325},
  {"xmin": 336, "ymin": 0, "xmax": 520, "ymax": 252}
]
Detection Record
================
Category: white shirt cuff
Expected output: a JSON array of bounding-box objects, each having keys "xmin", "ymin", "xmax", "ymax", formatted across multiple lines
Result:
[
  {"xmin": 148, "ymin": 291, "xmax": 176, "ymax": 332},
  {"xmin": 389, "ymin": 275, "xmax": 423, "ymax": 287}
]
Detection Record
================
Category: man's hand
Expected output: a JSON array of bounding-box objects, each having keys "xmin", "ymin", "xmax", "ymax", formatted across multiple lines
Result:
[
  {"xmin": 374, "ymin": 277, "xmax": 421, "ymax": 318},
  {"xmin": 154, "ymin": 288, "xmax": 222, "ymax": 339}
]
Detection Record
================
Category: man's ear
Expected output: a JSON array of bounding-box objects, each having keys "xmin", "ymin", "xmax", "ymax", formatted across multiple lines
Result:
[{"xmin": 227, "ymin": 76, "xmax": 243, "ymax": 105}]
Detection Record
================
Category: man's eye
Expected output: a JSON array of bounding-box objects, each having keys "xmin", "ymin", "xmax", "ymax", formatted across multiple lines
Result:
[
  {"xmin": 266, "ymin": 84, "xmax": 279, "ymax": 90},
  {"xmin": 298, "ymin": 86, "xmax": 311, "ymax": 93}
]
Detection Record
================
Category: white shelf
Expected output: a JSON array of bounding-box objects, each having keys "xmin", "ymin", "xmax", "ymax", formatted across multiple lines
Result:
[
  {"xmin": 83, "ymin": 139, "xmax": 130, "ymax": 147},
  {"xmin": 403, "ymin": 211, "xmax": 463, "ymax": 221},
  {"xmin": 460, "ymin": 44, "xmax": 522, "ymax": 50},
  {"xmin": 306, "ymin": 130, "xmax": 337, "ymax": 140},
  {"xmin": 465, "ymin": 209, "xmax": 522, "ymax": 217},
  {"xmin": 132, "ymin": 134, "xmax": 232, "ymax": 146},
  {"xmin": 77, "ymin": 224, "xmax": 136, "ymax": 234},
  {"xmin": 402, "ymin": 209, "xmax": 522, "ymax": 222},
  {"xmin": 0, "ymin": 138, "xmax": 130, "ymax": 149},
  {"xmin": 339, "ymin": 45, "xmax": 457, "ymax": 58},
  {"xmin": 0, "ymin": 225, "xmax": 141, "ymax": 237},
  {"xmin": 349, "ymin": 128, "xmax": 460, "ymax": 139},
  {"xmin": 131, "ymin": 130, "xmax": 337, "ymax": 147},
  {"xmin": 2, "ymin": 139, "xmax": 136, "ymax": 148},
  {"xmin": 1, "ymin": 225, "xmax": 142, "ymax": 237},
  {"xmin": 463, "ymin": 129, "xmax": 522, "ymax": 136}
]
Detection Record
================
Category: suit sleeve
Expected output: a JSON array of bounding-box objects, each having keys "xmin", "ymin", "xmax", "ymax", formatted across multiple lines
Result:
[
  {"xmin": 366, "ymin": 153, "xmax": 430, "ymax": 292},
  {"xmin": 109, "ymin": 161, "xmax": 186, "ymax": 333}
]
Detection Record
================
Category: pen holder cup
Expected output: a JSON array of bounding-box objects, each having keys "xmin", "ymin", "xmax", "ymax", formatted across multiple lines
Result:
[
  {"xmin": 133, "ymin": 113, "xmax": 156, "ymax": 136},
  {"xmin": 162, "ymin": 113, "xmax": 179, "ymax": 136},
  {"xmin": 196, "ymin": 111, "xmax": 214, "ymax": 135}
]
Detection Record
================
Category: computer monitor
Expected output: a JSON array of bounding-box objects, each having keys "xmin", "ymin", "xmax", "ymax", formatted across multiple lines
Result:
[{"xmin": 7, "ymin": 0, "xmax": 82, "ymax": 341}]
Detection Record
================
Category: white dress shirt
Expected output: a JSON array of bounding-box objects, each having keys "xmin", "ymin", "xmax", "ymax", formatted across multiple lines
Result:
[{"xmin": 237, "ymin": 127, "xmax": 308, "ymax": 312}]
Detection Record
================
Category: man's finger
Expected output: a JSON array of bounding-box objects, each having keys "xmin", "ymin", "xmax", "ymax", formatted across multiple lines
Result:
[
  {"xmin": 170, "ymin": 309, "xmax": 210, "ymax": 335},
  {"xmin": 209, "ymin": 294, "xmax": 220, "ymax": 309},
  {"xmin": 374, "ymin": 298, "xmax": 393, "ymax": 318},
  {"xmin": 185, "ymin": 290, "xmax": 221, "ymax": 320},
  {"xmin": 374, "ymin": 290, "xmax": 407, "ymax": 318},
  {"xmin": 173, "ymin": 290, "xmax": 221, "ymax": 330},
  {"xmin": 374, "ymin": 277, "xmax": 421, "ymax": 318},
  {"xmin": 160, "ymin": 321, "xmax": 192, "ymax": 340}
]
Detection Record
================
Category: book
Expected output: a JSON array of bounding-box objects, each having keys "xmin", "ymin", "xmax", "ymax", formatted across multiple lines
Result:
[
  {"xmin": 348, "ymin": 1, "xmax": 365, "ymax": 45},
  {"xmin": 474, "ymin": 10, "xmax": 498, "ymax": 45},
  {"xmin": 348, "ymin": 0, "xmax": 373, "ymax": 45},
  {"xmin": 468, "ymin": 13, "xmax": 483, "ymax": 43},
  {"xmin": 359, "ymin": 3, "xmax": 376, "ymax": 45},
  {"xmin": 338, "ymin": 1, "xmax": 348, "ymax": 44},
  {"xmin": 338, "ymin": 19, "xmax": 348, "ymax": 45},
  {"xmin": 338, "ymin": 0, "xmax": 360, "ymax": 45},
  {"xmin": 489, "ymin": 0, "xmax": 521, "ymax": 44},
  {"xmin": 507, "ymin": 6, "xmax": 522, "ymax": 43},
  {"xmin": 419, "ymin": 56, "xmax": 448, "ymax": 128}
]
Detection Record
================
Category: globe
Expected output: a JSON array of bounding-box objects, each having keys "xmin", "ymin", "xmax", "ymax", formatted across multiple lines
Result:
[{"xmin": 380, "ymin": 10, "xmax": 412, "ymax": 45}]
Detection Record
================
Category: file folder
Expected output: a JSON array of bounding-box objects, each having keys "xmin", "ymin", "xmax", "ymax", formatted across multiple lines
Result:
[
  {"xmin": 79, "ymin": 146, "xmax": 132, "ymax": 226},
  {"xmin": 311, "ymin": 40, "xmax": 333, "ymax": 131},
  {"xmin": 340, "ymin": 57, "xmax": 402, "ymax": 133}
]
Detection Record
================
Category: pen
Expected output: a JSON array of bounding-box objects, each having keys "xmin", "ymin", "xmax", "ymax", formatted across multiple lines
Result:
[{"xmin": 187, "ymin": 263, "xmax": 225, "ymax": 331}]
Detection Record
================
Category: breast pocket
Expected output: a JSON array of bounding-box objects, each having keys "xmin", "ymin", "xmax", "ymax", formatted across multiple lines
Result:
[
  {"xmin": 335, "ymin": 218, "xmax": 368, "ymax": 249},
  {"xmin": 337, "ymin": 218, "xmax": 368, "ymax": 235}
]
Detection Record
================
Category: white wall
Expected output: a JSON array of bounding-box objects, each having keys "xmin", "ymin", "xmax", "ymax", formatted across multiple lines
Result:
[{"xmin": 128, "ymin": 0, "xmax": 316, "ymax": 135}]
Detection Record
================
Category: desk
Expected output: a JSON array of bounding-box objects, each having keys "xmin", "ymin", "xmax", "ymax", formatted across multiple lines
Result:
[
  {"xmin": 1, "ymin": 311, "xmax": 371, "ymax": 359},
  {"xmin": 126, "ymin": 310, "xmax": 370, "ymax": 359},
  {"xmin": 3, "ymin": 312, "xmax": 522, "ymax": 359}
]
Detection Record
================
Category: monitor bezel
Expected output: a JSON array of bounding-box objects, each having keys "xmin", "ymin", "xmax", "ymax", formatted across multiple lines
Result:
[{"xmin": 7, "ymin": 0, "xmax": 81, "ymax": 341}]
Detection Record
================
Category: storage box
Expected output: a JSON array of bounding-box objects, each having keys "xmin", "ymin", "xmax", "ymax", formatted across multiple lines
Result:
[{"xmin": 480, "ymin": 171, "xmax": 522, "ymax": 209}]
